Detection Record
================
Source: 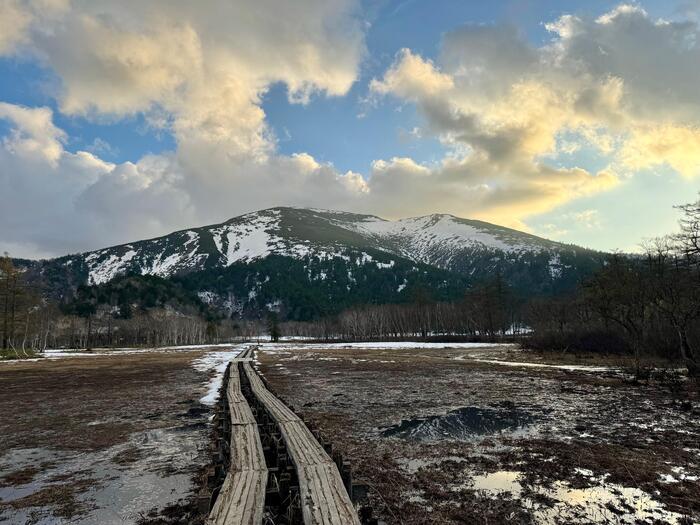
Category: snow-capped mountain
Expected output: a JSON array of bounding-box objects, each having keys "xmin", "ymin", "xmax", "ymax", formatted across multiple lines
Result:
[
  {"xmin": 23, "ymin": 207, "xmax": 604, "ymax": 314},
  {"xmin": 56, "ymin": 207, "xmax": 588, "ymax": 285}
]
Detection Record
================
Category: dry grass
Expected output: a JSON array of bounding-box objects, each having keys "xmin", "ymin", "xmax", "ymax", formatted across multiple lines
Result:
[
  {"xmin": 0, "ymin": 351, "xmax": 209, "ymax": 451},
  {"xmin": 257, "ymin": 344, "xmax": 700, "ymax": 524}
]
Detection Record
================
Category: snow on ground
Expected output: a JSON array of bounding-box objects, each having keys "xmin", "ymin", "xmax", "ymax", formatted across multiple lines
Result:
[
  {"xmin": 0, "ymin": 343, "xmax": 248, "ymax": 407},
  {"xmin": 1, "ymin": 340, "xmax": 618, "ymax": 380},
  {"xmin": 0, "ymin": 343, "xmax": 237, "ymax": 364},
  {"xmin": 258, "ymin": 341, "xmax": 515, "ymax": 352},
  {"xmin": 191, "ymin": 346, "xmax": 245, "ymax": 405},
  {"xmin": 86, "ymin": 250, "xmax": 137, "ymax": 285},
  {"xmin": 468, "ymin": 358, "xmax": 615, "ymax": 372},
  {"xmin": 257, "ymin": 341, "xmax": 619, "ymax": 373}
]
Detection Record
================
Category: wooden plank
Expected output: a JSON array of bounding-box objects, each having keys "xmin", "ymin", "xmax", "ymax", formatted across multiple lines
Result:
[
  {"xmin": 278, "ymin": 421, "xmax": 331, "ymax": 467},
  {"xmin": 298, "ymin": 464, "xmax": 356, "ymax": 525},
  {"xmin": 207, "ymin": 359, "xmax": 267, "ymax": 525},
  {"xmin": 243, "ymin": 362, "xmax": 360, "ymax": 525},
  {"xmin": 230, "ymin": 424, "xmax": 267, "ymax": 471},
  {"xmin": 244, "ymin": 363, "xmax": 301, "ymax": 423},
  {"xmin": 208, "ymin": 468, "xmax": 267, "ymax": 525}
]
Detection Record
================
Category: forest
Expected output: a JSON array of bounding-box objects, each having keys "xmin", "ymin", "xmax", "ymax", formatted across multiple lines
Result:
[{"xmin": 1, "ymin": 197, "xmax": 698, "ymax": 376}]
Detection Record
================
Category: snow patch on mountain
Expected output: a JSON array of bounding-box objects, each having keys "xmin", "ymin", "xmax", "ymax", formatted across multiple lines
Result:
[
  {"xmin": 86, "ymin": 249, "xmax": 138, "ymax": 285},
  {"xmin": 345, "ymin": 214, "xmax": 536, "ymax": 257},
  {"xmin": 70, "ymin": 207, "xmax": 592, "ymax": 288}
]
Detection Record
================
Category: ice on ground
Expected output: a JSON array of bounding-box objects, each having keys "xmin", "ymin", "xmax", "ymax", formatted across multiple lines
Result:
[{"xmin": 0, "ymin": 425, "xmax": 206, "ymax": 525}]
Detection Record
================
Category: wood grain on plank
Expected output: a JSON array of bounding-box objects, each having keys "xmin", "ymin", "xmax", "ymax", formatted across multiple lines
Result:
[
  {"xmin": 207, "ymin": 352, "xmax": 267, "ymax": 525},
  {"xmin": 243, "ymin": 361, "xmax": 360, "ymax": 525}
]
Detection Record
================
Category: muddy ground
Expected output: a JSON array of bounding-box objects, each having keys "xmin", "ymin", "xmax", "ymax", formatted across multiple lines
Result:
[
  {"xmin": 0, "ymin": 348, "xmax": 227, "ymax": 525},
  {"xmin": 256, "ymin": 343, "xmax": 700, "ymax": 525}
]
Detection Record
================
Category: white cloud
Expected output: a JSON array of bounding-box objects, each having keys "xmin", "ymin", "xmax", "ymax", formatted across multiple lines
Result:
[
  {"xmin": 0, "ymin": 0, "xmax": 31, "ymax": 54},
  {"xmin": 5, "ymin": 0, "xmax": 364, "ymax": 156},
  {"xmin": 369, "ymin": 3, "xmax": 700, "ymax": 219},
  {"xmin": 2, "ymin": 2, "xmax": 700, "ymax": 258},
  {"xmin": 0, "ymin": 102, "xmax": 66, "ymax": 165},
  {"xmin": 0, "ymin": 103, "xmax": 369, "ymax": 256},
  {"xmin": 569, "ymin": 209, "xmax": 603, "ymax": 229}
]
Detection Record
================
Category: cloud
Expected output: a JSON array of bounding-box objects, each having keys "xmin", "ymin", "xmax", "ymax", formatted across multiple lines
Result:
[
  {"xmin": 0, "ymin": 0, "xmax": 31, "ymax": 54},
  {"xmin": 369, "ymin": 3, "xmax": 700, "ymax": 220},
  {"xmin": 0, "ymin": 103, "xmax": 369, "ymax": 256},
  {"xmin": 0, "ymin": 0, "xmax": 69, "ymax": 54},
  {"xmin": 370, "ymin": 49, "xmax": 454, "ymax": 100},
  {"xmin": 2, "ymin": 2, "xmax": 700, "ymax": 258},
  {"xmin": 569, "ymin": 209, "xmax": 603, "ymax": 229},
  {"xmin": 0, "ymin": 102, "xmax": 66, "ymax": 164},
  {"xmin": 0, "ymin": 0, "xmax": 368, "ymax": 257},
  {"xmin": 621, "ymin": 124, "xmax": 700, "ymax": 177},
  {"xmin": 6, "ymin": 0, "xmax": 365, "ymax": 156}
]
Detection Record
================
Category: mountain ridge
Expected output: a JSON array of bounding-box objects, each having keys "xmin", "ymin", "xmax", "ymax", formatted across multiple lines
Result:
[
  {"xmin": 52, "ymin": 206, "xmax": 593, "ymax": 281},
  {"xmin": 19, "ymin": 207, "xmax": 606, "ymax": 316}
]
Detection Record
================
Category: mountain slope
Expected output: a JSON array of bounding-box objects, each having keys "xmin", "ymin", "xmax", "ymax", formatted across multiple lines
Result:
[
  {"xmin": 55, "ymin": 207, "xmax": 595, "ymax": 283},
  {"xmin": 23, "ymin": 207, "xmax": 605, "ymax": 313}
]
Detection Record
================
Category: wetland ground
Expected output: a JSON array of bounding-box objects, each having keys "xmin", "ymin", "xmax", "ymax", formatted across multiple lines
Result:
[
  {"xmin": 256, "ymin": 342, "xmax": 700, "ymax": 525},
  {"xmin": 1, "ymin": 341, "xmax": 697, "ymax": 524}
]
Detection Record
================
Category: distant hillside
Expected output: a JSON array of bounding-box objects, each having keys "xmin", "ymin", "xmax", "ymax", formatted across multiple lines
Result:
[{"xmin": 19, "ymin": 207, "xmax": 605, "ymax": 318}]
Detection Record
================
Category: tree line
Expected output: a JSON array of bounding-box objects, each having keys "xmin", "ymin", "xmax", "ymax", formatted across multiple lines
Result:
[
  {"xmin": 0, "ymin": 267, "xmax": 264, "ymax": 355},
  {"xmin": 276, "ymin": 197, "xmax": 700, "ymax": 377},
  {"xmin": 2, "ymin": 197, "xmax": 698, "ymax": 376}
]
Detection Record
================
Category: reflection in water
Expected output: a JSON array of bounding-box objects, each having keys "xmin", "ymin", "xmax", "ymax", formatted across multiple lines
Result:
[
  {"xmin": 462, "ymin": 470, "xmax": 686, "ymax": 524},
  {"xmin": 0, "ymin": 425, "xmax": 205, "ymax": 525}
]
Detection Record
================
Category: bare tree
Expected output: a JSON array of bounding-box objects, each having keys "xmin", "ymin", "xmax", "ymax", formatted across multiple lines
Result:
[
  {"xmin": 645, "ymin": 238, "xmax": 700, "ymax": 376},
  {"xmin": 583, "ymin": 254, "xmax": 651, "ymax": 377},
  {"xmin": 676, "ymin": 194, "xmax": 700, "ymax": 259}
]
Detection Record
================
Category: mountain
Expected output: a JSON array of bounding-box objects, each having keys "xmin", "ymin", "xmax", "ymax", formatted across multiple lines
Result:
[{"xmin": 22, "ymin": 207, "xmax": 605, "ymax": 320}]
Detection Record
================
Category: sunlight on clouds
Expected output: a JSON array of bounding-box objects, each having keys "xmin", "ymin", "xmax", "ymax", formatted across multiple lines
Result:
[
  {"xmin": 370, "ymin": 49, "xmax": 454, "ymax": 100},
  {"xmin": 0, "ymin": 103, "xmax": 66, "ymax": 165},
  {"xmin": 621, "ymin": 124, "xmax": 700, "ymax": 178},
  {"xmin": 8, "ymin": 0, "xmax": 364, "ymax": 157},
  {"xmin": 369, "ymin": 2, "xmax": 700, "ymax": 232},
  {"xmin": 1, "ymin": 1, "xmax": 700, "ymax": 256}
]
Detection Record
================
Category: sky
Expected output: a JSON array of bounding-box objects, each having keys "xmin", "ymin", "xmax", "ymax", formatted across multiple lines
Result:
[{"xmin": 1, "ymin": 0, "xmax": 700, "ymax": 258}]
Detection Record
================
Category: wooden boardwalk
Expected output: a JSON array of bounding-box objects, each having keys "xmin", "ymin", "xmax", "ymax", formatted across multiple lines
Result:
[
  {"xmin": 207, "ymin": 347, "xmax": 268, "ymax": 525},
  {"xmin": 243, "ymin": 359, "xmax": 361, "ymax": 525},
  {"xmin": 207, "ymin": 345, "xmax": 360, "ymax": 525}
]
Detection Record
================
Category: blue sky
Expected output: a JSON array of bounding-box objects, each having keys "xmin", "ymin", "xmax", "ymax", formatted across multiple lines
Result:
[{"xmin": 1, "ymin": 0, "xmax": 699, "ymax": 256}]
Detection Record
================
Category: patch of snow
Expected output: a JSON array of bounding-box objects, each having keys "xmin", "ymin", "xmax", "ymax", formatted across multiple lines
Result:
[
  {"xmin": 549, "ymin": 253, "xmax": 563, "ymax": 278},
  {"xmin": 258, "ymin": 342, "xmax": 514, "ymax": 352},
  {"xmin": 198, "ymin": 291, "xmax": 217, "ymax": 304},
  {"xmin": 147, "ymin": 253, "xmax": 182, "ymax": 276},
  {"xmin": 266, "ymin": 300, "xmax": 282, "ymax": 312},
  {"xmin": 344, "ymin": 214, "xmax": 541, "ymax": 264},
  {"xmin": 470, "ymin": 358, "xmax": 614, "ymax": 372},
  {"xmin": 88, "ymin": 250, "xmax": 138, "ymax": 285},
  {"xmin": 191, "ymin": 346, "xmax": 244, "ymax": 405}
]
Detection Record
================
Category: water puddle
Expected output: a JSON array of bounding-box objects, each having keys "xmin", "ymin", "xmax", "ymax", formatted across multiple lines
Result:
[
  {"xmin": 381, "ymin": 404, "xmax": 544, "ymax": 441},
  {"xmin": 458, "ymin": 469, "xmax": 688, "ymax": 524},
  {"xmin": 471, "ymin": 470, "xmax": 522, "ymax": 496},
  {"xmin": 0, "ymin": 425, "xmax": 207, "ymax": 524}
]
